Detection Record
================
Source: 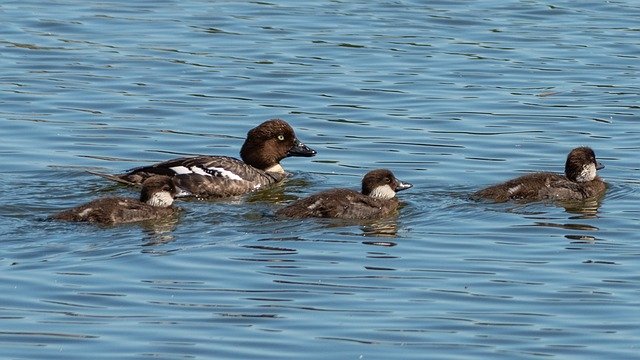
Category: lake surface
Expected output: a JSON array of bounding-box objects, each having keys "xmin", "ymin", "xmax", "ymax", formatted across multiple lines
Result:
[{"xmin": 1, "ymin": 0, "xmax": 640, "ymax": 359}]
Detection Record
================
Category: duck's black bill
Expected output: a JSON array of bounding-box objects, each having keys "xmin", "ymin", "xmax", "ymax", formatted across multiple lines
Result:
[
  {"xmin": 287, "ymin": 139, "xmax": 317, "ymax": 157},
  {"xmin": 596, "ymin": 161, "xmax": 605, "ymax": 170},
  {"xmin": 396, "ymin": 180, "xmax": 413, "ymax": 192}
]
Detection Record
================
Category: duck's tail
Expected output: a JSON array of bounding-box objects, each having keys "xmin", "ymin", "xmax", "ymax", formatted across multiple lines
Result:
[{"xmin": 86, "ymin": 170, "xmax": 141, "ymax": 187}]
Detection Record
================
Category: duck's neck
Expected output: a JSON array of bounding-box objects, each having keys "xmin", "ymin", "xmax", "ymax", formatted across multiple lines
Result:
[{"xmin": 264, "ymin": 163, "xmax": 285, "ymax": 173}]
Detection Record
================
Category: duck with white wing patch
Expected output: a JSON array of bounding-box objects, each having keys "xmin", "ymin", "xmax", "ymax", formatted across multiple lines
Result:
[{"xmin": 92, "ymin": 119, "xmax": 317, "ymax": 198}]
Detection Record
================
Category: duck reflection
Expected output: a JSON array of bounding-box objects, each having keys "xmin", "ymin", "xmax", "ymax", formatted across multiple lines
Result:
[
  {"xmin": 561, "ymin": 197, "xmax": 603, "ymax": 219},
  {"xmin": 245, "ymin": 175, "xmax": 317, "ymax": 204},
  {"xmin": 532, "ymin": 221, "xmax": 599, "ymax": 232},
  {"xmin": 564, "ymin": 234, "xmax": 597, "ymax": 243},
  {"xmin": 140, "ymin": 213, "xmax": 181, "ymax": 247},
  {"xmin": 360, "ymin": 218, "xmax": 399, "ymax": 241},
  {"xmin": 527, "ymin": 197, "xmax": 604, "ymax": 246}
]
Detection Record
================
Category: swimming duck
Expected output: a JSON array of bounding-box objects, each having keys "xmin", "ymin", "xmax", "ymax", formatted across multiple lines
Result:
[
  {"xmin": 276, "ymin": 169, "xmax": 413, "ymax": 219},
  {"xmin": 93, "ymin": 119, "xmax": 316, "ymax": 198},
  {"xmin": 51, "ymin": 176, "xmax": 184, "ymax": 225},
  {"xmin": 474, "ymin": 146, "xmax": 606, "ymax": 203}
]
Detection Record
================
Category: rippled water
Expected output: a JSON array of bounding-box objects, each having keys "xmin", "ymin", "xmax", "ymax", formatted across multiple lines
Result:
[{"xmin": 2, "ymin": 0, "xmax": 640, "ymax": 359}]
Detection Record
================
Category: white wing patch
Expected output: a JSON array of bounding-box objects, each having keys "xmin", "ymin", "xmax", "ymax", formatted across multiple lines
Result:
[
  {"xmin": 307, "ymin": 199, "xmax": 323, "ymax": 210},
  {"xmin": 207, "ymin": 167, "xmax": 243, "ymax": 181},
  {"xmin": 79, "ymin": 208, "xmax": 93, "ymax": 217},
  {"xmin": 507, "ymin": 184, "xmax": 522, "ymax": 195},
  {"xmin": 189, "ymin": 166, "xmax": 209, "ymax": 176},
  {"xmin": 170, "ymin": 166, "xmax": 193, "ymax": 175},
  {"xmin": 170, "ymin": 165, "xmax": 243, "ymax": 180}
]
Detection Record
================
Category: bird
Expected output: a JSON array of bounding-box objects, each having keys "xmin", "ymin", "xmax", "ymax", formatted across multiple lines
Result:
[
  {"xmin": 90, "ymin": 119, "xmax": 316, "ymax": 198},
  {"xmin": 276, "ymin": 169, "xmax": 412, "ymax": 220},
  {"xmin": 474, "ymin": 146, "xmax": 606, "ymax": 203},
  {"xmin": 50, "ymin": 176, "xmax": 185, "ymax": 225}
]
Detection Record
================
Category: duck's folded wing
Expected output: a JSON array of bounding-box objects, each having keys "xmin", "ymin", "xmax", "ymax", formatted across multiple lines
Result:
[
  {"xmin": 172, "ymin": 174, "xmax": 258, "ymax": 198},
  {"xmin": 92, "ymin": 156, "xmax": 269, "ymax": 186},
  {"xmin": 277, "ymin": 189, "xmax": 395, "ymax": 219},
  {"xmin": 541, "ymin": 177, "xmax": 589, "ymax": 200},
  {"xmin": 335, "ymin": 194, "xmax": 397, "ymax": 219},
  {"xmin": 127, "ymin": 156, "xmax": 261, "ymax": 180},
  {"xmin": 475, "ymin": 173, "xmax": 562, "ymax": 202},
  {"xmin": 112, "ymin": 201, "xmax": 175, "ymax": 223}
]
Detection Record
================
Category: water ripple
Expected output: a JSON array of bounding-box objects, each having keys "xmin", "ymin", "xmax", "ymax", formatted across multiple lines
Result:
[{"xmin": 2, "ymin": 0, "xmax": 640, "ymax": 359}]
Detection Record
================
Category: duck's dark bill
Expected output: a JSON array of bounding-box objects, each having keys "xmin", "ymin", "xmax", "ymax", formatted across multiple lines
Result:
[
  {"xmin": 288, "ymin": 139, "xmax": 317, "ymax": 157},
  {"xmin": 396, "ymin": 181, "xmax": 413, "ymax": 192}
]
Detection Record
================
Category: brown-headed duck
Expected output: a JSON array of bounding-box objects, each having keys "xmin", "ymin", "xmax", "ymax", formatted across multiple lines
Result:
[
  {"xmin": 474, "ymin": 146, "xmax": 606, "ymax": 203},
  {"xmin": 51, "ymin": 176, "xmax": 185, "ymax": 225},
  {"xmin": 92, "ymin": 119, "xmax": 316, "ymax": 198},
  {"xmin": 276, "ymin": 169, "xmax": 413, "ymax": 220}
]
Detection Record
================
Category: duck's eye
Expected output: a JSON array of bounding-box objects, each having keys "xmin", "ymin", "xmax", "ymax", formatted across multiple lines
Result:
[
  {"xmin": 277, "ymin": 135, "xmax": 285, "ymax": 141},
  {"xmin": 385, "ymin": 177, "xmax": 391, "ymax": 183}
]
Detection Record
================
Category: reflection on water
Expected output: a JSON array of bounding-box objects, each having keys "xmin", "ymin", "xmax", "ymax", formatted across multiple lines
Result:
[
  {"xmin": 561, "ymin": 197, "xmax": 603, "ymax": 219},
  {"xmin": 532, "ymin": 222, "xmax": 599, "ymax": 231},
  {"xmin": 139, "ymin": 214, "xmax": 182, "ymax": 247},
  {"xmin": 565, "ymin": 234, "xmax": 597, "ymax": 243},
  {"xmin": 361, "ymin": 220, "xmax": 399, "ymax": 239}
]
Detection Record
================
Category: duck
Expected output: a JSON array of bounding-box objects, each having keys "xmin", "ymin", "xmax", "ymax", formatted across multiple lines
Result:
[
  {"xmin": 92, "ymin": 119, "xmax": 317, "ymax": 198},
  {"xmin": 473, "ymin": 146, "xmax": 606, "ymax": 203},
  {"xmin": 276, "ymin": 169, "xmax": 413, "ymax": 220},
  {"xmin": 51, "ymin": 176, "xmax": 185, "ymax": 225}
]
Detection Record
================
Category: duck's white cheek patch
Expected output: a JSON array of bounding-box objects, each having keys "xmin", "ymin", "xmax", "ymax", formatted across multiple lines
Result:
[
  {"xmin": 369, "ymin": 185, "xmax": 396, "ymax": 199},
  {"xmin": 149, "ymin": 192, "xmax": 174, "ymax": 207},
  {"xmin": 577, "ymin": 164, "xmax": 597, "ymax": 182},
  {"xmin": 207, "ymin": 167, "xmax": 243, "ymax": 181}
]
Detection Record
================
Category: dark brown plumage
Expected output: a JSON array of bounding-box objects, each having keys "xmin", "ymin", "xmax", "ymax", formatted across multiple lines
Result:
[
  {"xmin": 51, "ymin": 176, "xmax": 181, "ymax": 225},
  {"xmin": 474, "ymin": 147, "xmax": 606, "ymax": 203},
  {"xmin": 90, "ymin": 119, "xmax": 316, "ymax": 198},
  {"xmin": 276, "ymin": 169, "xmax": 412, "ymax": 220}
]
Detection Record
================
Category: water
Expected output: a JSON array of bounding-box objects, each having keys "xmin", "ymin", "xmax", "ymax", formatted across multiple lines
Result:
[{"xmin": 1, "ymin": 0, "xmax": 640, "ymax": 359}]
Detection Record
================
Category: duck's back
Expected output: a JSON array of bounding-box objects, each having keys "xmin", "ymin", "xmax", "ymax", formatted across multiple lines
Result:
[
  {"xmin": 52, "ymin": 197, "xmax": 176, "ymax": 225},
  {"xmin": 474, "ymin": 172, "xmax": 605, "ymax": 202},
  {"xmin": 114, "ymin": 156, "xmax": 286, "ymax": 198},
  {"xmin": 276, "ymin": 188, "xmax": 399, "ymax": 219}
]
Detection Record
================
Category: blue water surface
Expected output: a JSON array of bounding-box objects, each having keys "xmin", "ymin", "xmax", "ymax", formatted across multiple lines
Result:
[{"xmin": 1, "ymin": 0, "xmax": 639, "ymax": 359}]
